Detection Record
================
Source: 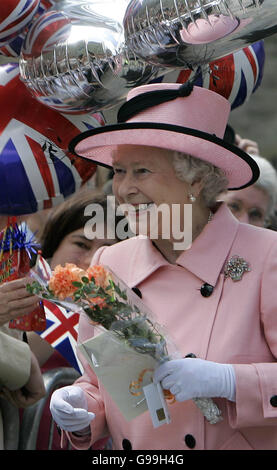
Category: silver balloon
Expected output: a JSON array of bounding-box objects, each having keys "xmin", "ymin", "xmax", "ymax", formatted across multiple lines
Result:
[
  {"xmin": 124, "ymin": 0, "xmax": 277, "ymax": 68},
  {"xmin": 19, "ymin": 0, "xmax": 164, "ymax": 113}
]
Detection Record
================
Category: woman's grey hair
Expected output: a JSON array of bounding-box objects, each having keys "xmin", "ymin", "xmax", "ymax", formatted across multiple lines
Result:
[
  {"xmin": 250, "ymin": 154, "xmax": 277, "ymax": 217},
  {"xmin": 172, "ymin": 151, "xmax": 228, "ymax": 207}
]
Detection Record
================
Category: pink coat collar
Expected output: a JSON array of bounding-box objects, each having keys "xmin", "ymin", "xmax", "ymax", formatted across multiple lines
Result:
[
  {"xmin": 99, "ymin": 203, "xmax": 239, "ymax": 288},
  {"xmin": 176, "ymin": 202, "xmax": 239, "ymax": 286}
]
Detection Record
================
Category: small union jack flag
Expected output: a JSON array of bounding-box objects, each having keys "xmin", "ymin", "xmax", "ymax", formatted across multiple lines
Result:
[
  {"xmin": 37, "ymin": 299, "xmax": 83, "ymax": 374},
  {"xmin": 32, "ymin": 255, "xmax": 83, "ymax": 373}
]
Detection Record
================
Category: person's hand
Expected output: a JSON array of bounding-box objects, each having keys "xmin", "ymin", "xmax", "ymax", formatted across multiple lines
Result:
[
  {"xmin": 50, "ymin": 385, "xmax": 95, "ymax": 432},
  {"xmin": 235, "ymin": 134, "xmax": 260, "ymax": 155},
  {"xmin": 0, "ymin": 277, "xmax": 39, "ymax": 326},
  {"xmin": 1, "ymin": 352, "xmax": 46, "ymax": 408},
  {"xmin": 154, "ymin": 358, "xmax": 236, "ymax": 402}
]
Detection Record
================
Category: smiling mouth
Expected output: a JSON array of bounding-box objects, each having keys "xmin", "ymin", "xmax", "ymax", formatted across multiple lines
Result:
[{"xmin": 130, "ymin": 203, "xmax": 154, "ymax": 213}]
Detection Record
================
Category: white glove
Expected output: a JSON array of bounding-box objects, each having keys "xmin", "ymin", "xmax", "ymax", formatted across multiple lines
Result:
[
  {"xmin": 50, "ymin": 385, "xmax": 95, "ymax": 432},
  {"xmin": 154, "ymin": 358, "xmax": 236, "ymax": 402}
]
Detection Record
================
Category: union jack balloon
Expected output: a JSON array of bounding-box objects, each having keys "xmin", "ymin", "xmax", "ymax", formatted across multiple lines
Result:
[
  {"xmin": 0, "ymin": 0, "xmax": 58, "ymax": 57},
  {"xmin": 0, "ymin": 0, "xmax": 40, "ymax": 48},
  {"xmin": 153, "ymin": 41, "xmax": 265, "ymax": 111},
  {"xmin": 0, "ymin": 63, "xmax": 104, "ymax": 215}
]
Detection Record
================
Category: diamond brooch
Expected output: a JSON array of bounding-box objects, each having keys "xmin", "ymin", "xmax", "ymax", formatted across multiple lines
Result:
[{"xmin": 224, "ymin": 255, "xmax": 251, "ymax": 282}]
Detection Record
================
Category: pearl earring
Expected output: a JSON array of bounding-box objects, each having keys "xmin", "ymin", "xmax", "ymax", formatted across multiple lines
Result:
[{"xmin": 189, "ymin": 194, "xmax": 196, "ymax": 203}]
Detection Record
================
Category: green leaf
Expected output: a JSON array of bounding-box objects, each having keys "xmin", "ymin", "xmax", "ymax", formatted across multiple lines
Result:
[
  {"xmin": 89, "ymin": 292, "xmax": 104, "ymax": 298},
  {"xmin": 81, "ymin": 276, "xmax": 89, "ymax": 283},
  {"xmin": 72, "ymin": 281, "xmax": 82, "ymax": 288},
  {"xmin": 84, "ymin": 285, "xmax": 93, "ymax": 294}
]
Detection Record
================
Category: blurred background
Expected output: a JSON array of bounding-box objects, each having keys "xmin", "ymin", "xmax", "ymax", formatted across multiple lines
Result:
[{"xmin": 228, "ymin": 36, "xmax": 277, "ymax": 165}]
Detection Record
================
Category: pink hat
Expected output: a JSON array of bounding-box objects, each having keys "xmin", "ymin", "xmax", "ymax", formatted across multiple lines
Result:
[{"xmin": 69, "ymin": 82, "xmax": 259, "ymax": 189}]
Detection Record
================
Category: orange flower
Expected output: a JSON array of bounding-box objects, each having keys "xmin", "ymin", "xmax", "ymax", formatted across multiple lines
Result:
[
  {"xmin": 89, "ymin": 296, "xmax": 108, "ymax": 309},
  {"xmin": 86, "ymin": 265, "xmax": 113, "ymax": 310},
  {"xmin": 49, "ymin": 263, "xmax": 86, "ymax": 300},
  {"xmin": 86, "ymin": 265, "xmax": 111, "ymax": 289}
]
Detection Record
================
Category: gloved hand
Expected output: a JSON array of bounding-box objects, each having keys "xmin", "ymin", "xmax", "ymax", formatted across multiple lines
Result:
[
  {"xmin": 154, "ymin": 358, "xmax": 236, "ymax": 402},
  {"xmin": 50, "ymin": 385, "xmax": 95, "ymax": 432}
]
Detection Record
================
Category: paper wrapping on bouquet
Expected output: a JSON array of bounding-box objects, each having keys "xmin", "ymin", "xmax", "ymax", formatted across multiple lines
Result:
[
  {"xmin": 78, "ymin": 328, "xmax": 223, "ymax": 426},
  {"xmin": 79, "ymin": 330, "xmax": 158, "ymax": 422},
  {"xmin": 0, "ymin": 218, "xmax": 46, "ymax": 331}
]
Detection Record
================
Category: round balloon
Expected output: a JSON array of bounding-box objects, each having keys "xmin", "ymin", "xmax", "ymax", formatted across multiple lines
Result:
[
  {"xmin": 0, "ymin": 63, "xmax": 104, "ymax": 215},
  {"xmin": 151, "ymin": 41, "xmax": 265, "ymax": 111},
  {"xmin": 124, "ymin": 0, "xmax": 277, "ymax": 69},
  {"xmin": 19, "ymin": 0, "xmax": 160, "ymax": 113},
  {"xmin": 0, "ymin": 0, "xmax": 40, "ymax": 48},
  {"xmin": 0, "ymin": 0, "xmax": 59, "ymax": 57}
]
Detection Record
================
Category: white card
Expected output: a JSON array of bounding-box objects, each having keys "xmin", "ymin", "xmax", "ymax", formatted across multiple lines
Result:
[{"xmin": 143, "ymin": 382, "xmax": 171, "ymax": 428}]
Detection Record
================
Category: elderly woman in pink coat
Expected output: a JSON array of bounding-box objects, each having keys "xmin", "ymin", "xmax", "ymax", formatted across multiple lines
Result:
[{"xmin": 50, "ymin": 81, "xmax": 277, "ymax": 450}]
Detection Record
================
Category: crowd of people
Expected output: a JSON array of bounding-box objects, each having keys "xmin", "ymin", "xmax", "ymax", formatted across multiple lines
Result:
[{"xmin": 1, "ymin": 81, "xmax": 277, "ymax": 451}]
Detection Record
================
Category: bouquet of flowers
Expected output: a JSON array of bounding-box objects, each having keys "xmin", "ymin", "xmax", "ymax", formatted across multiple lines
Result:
[
  {"xmin": 28, "ymin": 262, "xmax": 169, "ymax": 358},
  {"xmin": 27, "ymin": 259, "xmax": 222, "ymax": 425}
]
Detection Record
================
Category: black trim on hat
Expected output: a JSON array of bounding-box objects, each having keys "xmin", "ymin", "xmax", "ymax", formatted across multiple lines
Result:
[
  {"xmin": 68, "ymin": 122, "xmax": 260, "ymax": 190},
  {"xmin": 117, "ymin": 81, "xmax": 194, "ymax": 123}
]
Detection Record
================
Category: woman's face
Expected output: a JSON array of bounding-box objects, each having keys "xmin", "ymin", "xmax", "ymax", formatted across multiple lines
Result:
[
  {"xmin": 50, "ymin": 226, "xmax": 117, "ymax": 270},
  {"xmin": 112, "ymin": 145, "xmax": 193, "ymax": 239},
  {"xmin": 221, "ymin": 185, "xmax": 269, "ymax": 227}
]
